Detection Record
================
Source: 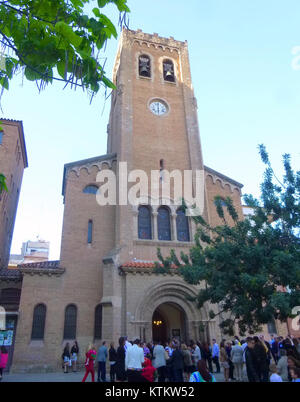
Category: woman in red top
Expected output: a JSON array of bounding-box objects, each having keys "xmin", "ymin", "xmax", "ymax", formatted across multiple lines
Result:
[
  {"xmin": 0, "ymin": 346, "xmax": 9, "ymax": 382},
  {"xmin": 141, "ymin": 355, "xmax": 156, "ymax": 382},
  {"xmin": 82, "ymin": 343, "xmax": 97, "ymax": 382}
]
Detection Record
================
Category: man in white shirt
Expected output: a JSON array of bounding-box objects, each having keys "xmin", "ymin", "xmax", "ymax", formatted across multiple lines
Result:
[
  {"xmin": 124, "ymin": 336, "xmax": 132, "ymax": 353},
  {"xmin": 192, "ymin": 342, "xmax": 202, "ymax": 367},
  {"xmin": 212, "ymin": 339, "xmax": 220, "ymax": 373},
  {"xmin": 125, "ymin": 339, "xmax": 145, "ymax": 382}
]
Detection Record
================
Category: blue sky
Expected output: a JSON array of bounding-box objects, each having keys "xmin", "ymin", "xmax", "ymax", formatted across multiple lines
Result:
[{"xmin": 2, "ymin": 0, "xmax": 300, "ymax": 259}]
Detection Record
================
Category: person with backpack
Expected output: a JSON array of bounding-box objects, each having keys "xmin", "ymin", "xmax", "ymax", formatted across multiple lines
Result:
[
  {"xmin": 189, "ymin": 359, "xmax": 216, "ymax": 382},
  {"xmin": 82, "ymin": 343, "xmax": 97, "ymax": 382}
]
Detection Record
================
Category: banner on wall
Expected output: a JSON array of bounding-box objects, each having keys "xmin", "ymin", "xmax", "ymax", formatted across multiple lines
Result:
[{"xmin": 0, "ymin": 330, "xmax": 13, "ymax": 346}]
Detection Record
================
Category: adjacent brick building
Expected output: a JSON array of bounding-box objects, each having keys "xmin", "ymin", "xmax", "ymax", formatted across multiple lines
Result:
[
  {"xmin": 0, "ymin": 119, "xmax": 27, "ymax": 369},
  {"xmin": 0, "ymin": 119, "xmax": 28, "ymax": 269}
]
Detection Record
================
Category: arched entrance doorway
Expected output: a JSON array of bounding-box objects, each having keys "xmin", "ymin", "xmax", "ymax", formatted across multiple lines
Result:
[{"xmin": 152, "ymin": 302, "xmax": 187, "ymax": 344}]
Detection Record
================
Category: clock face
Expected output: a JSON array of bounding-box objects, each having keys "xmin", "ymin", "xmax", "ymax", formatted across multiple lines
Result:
[{"xmin": 149, "ymin": 100, "xmax": 168, "ymax": 116}]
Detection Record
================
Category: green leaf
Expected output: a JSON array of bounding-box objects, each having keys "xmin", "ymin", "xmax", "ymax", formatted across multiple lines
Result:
[
  {"xmin": 55, "ymin": 21, "xmax": 82, "ymax": 48},
  {"xmin": 0, "ymin": 76, "xmax": 9, "ymax": 90},
  {"xmin": 0, "ymin": 0, "xmax": 130, "ymax": 96},
  {"xmin": 114, "ymin": 0, "xmax": 130, "ymax": 12},
  {"xmin": 100, "ymin": 14, "xmax": 118, "ymax": 38},
  {"xmin": 57, "ymin": 61, "xmax": 66, "ymax": 79},
  {"xmin": 101, "ymin": 76, "xmax": 116, "ymax": 89},
  {"xmin": 98, "ymin": 0, "xmax": 109, "ymax": 7},
  {"xmin": 93, "ymin": 8, "xmax": 101, "ymax": 18},
  {"xmin": 24, "ymin": 67, "xmax": 42, "ymax": 81}
]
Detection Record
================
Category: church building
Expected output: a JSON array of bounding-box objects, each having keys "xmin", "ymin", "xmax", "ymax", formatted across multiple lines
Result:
[{"xmin": 1, "ymin": 29, "xmax": 287, "ymax": 373}]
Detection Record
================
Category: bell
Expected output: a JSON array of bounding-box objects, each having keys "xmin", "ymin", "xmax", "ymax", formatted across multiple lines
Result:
[
  {"xmin": 165, "ymin": 70, "xmax": 173, "ymax": 78},
  {"xmin": 140, "ymin": 65, "xmax": 149, "ymax": 75}
]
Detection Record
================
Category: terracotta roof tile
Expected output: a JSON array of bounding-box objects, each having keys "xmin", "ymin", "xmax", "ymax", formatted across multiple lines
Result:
[
  {"xmin": 121, "ymin": 261, "xmax": 178, "ymax": 269},
  {"xmin": 0, "ymin": 268, "xmax": 22, "ymax": 279},
  {"xmin": 18, "ymin": 260, "xmax": 60, "ymax": 269}
]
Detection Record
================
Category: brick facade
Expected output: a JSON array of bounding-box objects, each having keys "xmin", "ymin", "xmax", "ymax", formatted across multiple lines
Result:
[{"xmin": 8, "ymin": 29, "xmax": 292, "ymax": 373}]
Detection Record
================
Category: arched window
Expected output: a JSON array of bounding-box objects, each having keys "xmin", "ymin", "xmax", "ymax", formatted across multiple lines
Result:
[
  {"xmin": 163, "ymin": 59, "xmax": 175, "ymax": 82},
  {"xmin": 83, "ymin": 185, "xmax": 98, "ymax": 194},
  {"xmin": 139, "ymin": 55, "xmax": 151, "ymax": 78},
  {"xmin": 63, "ymin": 304, "xmax": 77, "ymax": 340},
  {"xmin": 138, "ymin": 206, "xmax": 152, "ymax": 239},
  {"xmin": 176, "ymin": 208, "xmax": 190, "ymax": 242},
  {"xmin": 94, "ymin": 304, "xmax": 102, "ymax": 340},
  {"xmin": 31, "ymin": 304, "xmax": 46, "ymax": 340},
  {"xmin": 157, "ymin": 206, "xmax": 171, "ymax": 241}
]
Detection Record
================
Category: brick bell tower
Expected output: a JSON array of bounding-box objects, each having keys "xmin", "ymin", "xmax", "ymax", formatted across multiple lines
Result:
[
  {"xmin": 107, "ymin": 28, "xmax": 207, "ymax": 253},
  {"xmin": 101, "ymin": 28, "xmax": 210, "ymax": 342}
]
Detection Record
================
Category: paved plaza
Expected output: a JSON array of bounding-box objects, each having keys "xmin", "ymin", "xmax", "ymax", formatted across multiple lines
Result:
[{"xmin": 2, "ymin": 370, "xmax": 228, "ymax": 383}]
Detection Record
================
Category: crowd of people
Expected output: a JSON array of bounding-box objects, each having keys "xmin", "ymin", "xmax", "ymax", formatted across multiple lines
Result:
[
  {"xmin": 59, "ymin": 334, "xmax": 300, "ymax": 383},
  {"xmin": 0, "ymin": 335, "xmax": 299, "ymax": 382}
]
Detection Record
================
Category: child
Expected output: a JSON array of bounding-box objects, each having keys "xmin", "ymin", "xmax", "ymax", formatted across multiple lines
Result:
[
  {"xmin": 0, "ymin": 346, "xmax": 9, "ymax": 381},
  {"xmin": 269, "ymin": 363, "xmax": 283, "ymax": 382},
  {"xmin": 290, "ymin": 367, "xmax": 300, "ymax": 382},
  {"xmin": 141, "ymin": 354, "xmax": 156, "ymax": 382}
]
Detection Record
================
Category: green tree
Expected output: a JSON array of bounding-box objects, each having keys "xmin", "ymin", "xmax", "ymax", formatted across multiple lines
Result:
[
  {"xmin": 0, "ymin": 0, "xmax": 129, "ymax": 94},
  {"xmin": 0, "ymin": 0, "xmax": 129, "ymax": 191},
  {"xmin": 156, "ymin": 145, "xmax": 300, "ymax": 336}
]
